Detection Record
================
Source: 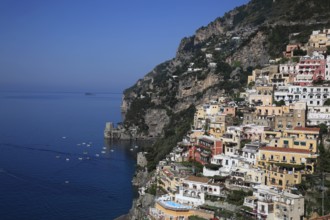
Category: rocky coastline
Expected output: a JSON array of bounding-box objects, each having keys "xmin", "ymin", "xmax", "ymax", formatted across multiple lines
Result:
[{"xmin": 114, "ymin": 169, "xmax": 155, "ymax": 220}]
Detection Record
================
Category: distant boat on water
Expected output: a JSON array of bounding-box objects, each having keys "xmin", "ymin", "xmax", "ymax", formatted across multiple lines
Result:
[{"xmin": 85, "ymin": 92, "xmax": 94, "ymax": 96}]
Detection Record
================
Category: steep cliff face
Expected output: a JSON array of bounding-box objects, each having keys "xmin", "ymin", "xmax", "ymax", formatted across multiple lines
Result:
[
  {"xmin": 226, "ymin": 31, "xmax": 269, "ymax": 68},
  {"xmin": 121, "ymin": 0, "xmax": 330, "ymax": 140}
]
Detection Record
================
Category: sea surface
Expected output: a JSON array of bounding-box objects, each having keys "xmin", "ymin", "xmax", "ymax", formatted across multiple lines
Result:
[{"xmin": 0, "ymin": 91, "xmax": 142, "ymax": 220}]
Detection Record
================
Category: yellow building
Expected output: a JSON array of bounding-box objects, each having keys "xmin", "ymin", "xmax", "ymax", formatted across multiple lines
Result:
[
  {"xmin": 258, "ymin": 147, "xmax": 315, "ymax": 188},
  {"xmin": 247, "ymin": 86, "xmax": 274, "ymax": 106},
  {"xmin": 159, "ymin": 165, "xmax": 191, "ymax": 196},
  {"xmin": 255, "ymin": 105, "xmax": 290, "ymax": 116},
  {"xmin": 193, "ymin": 103, "xmax": 233, "ymax": 138},
  {"xmin": 258, "ymin": 127, "xmax": 320, "ymax": 188},
  {"xmin": 308, "ymin": 29, "xmax": 330, "ymax": 48},
  {"xmin": 275, "ymin": 102, "xmax": 307, "ymax": 131},
  {"xmin": 262, "ymin": 127, "xmax": 319, "ymax": 153},
  {"xmin": 247, "ymin": 65, "xmax": 279, "ymax": 85},
  {"xmin": 262, "ymin": 130, "xmax": 282, "ymax": 143},
  {"xmin": 208, "ymin": 114, "xmax": 233, "ymax": 138}
]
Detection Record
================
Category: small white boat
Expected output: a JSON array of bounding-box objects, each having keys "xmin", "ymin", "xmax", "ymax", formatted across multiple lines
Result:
[
  {"xmin": 66, "ymin": 158, "xmax": 70, "ymax": 161},
  {"xmin": 78, "ymin": 157, "xmax": 83, "ymax": 160},
  {"xmin": 130, "ymin": 148, "xmax": 133, "ymax": 151},
  {"xmin": 65, "ymin": 180, "xmax": 69, "ymax": 184},
  {"xmin": 101, "ymin": 151, "xmax": 106, "ymax": 154},
  {"xmin": 62, "ymin": 136, "xmax": 66, "ymax": 139},
  {"xmin": 135, "ymin": 145, "xmax": 138, "ymax": 148},
  {"xmin": 110, "ymin": 149, "xmax": 114, "ymax": 152},
  {"xmin": 82, "ymin": 142, "xmax": 86, "ymax": 145},
  {"xmin": 83, "ymin": 151, "xmax": 88, "ymax": 155},
  {"xmin": 86, "ymin": 144, "xmax": 91, "ymax": 147},
  {"xmin": 86, "ymin": 157, "xmax": 90, "ymax": 160},
  {"xmin": 95, "ymin": 154, "xmax": 100, "ymax": 157},
  {"xmin": 102, "ymin": 147, "xmax": 106, "ymax": 150},
  {"xmin": 55, "ymin": 155, "xmax": 60, "ymax": 159}
]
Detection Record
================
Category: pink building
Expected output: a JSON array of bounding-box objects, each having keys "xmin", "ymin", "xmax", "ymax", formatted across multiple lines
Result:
[
  {"xmin": 188, "ymin": 136, "xmax": 223, "ymax": 165},
  {"xmin": 283, "ymin": 44, "xmax": 300, "ymax": 58},
  {"xmin": 294, "ymin": 52, "xmax": 326, "ymax": 86}
]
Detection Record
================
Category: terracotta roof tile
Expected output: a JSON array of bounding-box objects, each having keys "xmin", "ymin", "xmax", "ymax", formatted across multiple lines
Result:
[
  {"xmin": 293, "ymin": 127, "xmax": 320, "ymax": 132},
  {"xmin": 186, "ymin": 176, "xmax": 210, "ymax": 183},
  {"xmin": 260, "ymin": 146, "xmax": 311, "ymax": 154}
]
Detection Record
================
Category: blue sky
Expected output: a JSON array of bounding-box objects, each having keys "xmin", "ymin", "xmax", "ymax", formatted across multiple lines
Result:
[{"xmin": 0, "ymin": 0, "xmax": 249, "ymax": 93}]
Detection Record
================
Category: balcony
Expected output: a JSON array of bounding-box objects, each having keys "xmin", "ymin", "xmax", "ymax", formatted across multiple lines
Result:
[
  {"xmin": 183, "ymin": 193, "xmax": 201, "ymax": 199},
  {"xmin": 290, "ymin": 160, "xmax": 296, "ymax": 164}
]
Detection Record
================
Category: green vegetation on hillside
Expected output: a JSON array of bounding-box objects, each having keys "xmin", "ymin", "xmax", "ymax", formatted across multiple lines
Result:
[
  {"xmin": 124, "ymin": 96, "xmax": 154, "ymax": 134},
  {"xmin": 145, "ymin": 105, "xmax": 196, "ymax": 170}
]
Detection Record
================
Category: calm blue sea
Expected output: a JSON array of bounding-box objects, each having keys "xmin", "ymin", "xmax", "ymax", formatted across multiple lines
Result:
[{"xmin": 0, "ymin": 91, "xmax": 140, "ymax": 220}]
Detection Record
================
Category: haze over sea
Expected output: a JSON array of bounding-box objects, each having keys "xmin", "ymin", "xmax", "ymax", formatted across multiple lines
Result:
[{"xmin": 0, "ymin": 91, "xmax": 141, "ymax": 220}]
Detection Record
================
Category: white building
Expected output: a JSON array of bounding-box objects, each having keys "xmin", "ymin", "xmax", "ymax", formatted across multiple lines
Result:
[
  {"xmin": 241, "ymin": 124, "xmax": 270, "ymax": 142},
  {"xmin": 274, "ymin": 85, "xmax": 330, "ymax": 106},
  {"xmin": 222, "ymin": 126, "xmax": 242, "ymax": 156},
  {"xmin": 243, "ymin": 185, "xmax": 305, "ymax": 220},
  {"xmin": 307, "ymin": 106, "xmax": 330, "ymax": 126},
  {"xmin": 210, "ymin": 154, "xmax": 240, "ymax": 176},
  {"xmin": 241, "ymin": 142, "xmax": 260, "ymax": 165},
  {"xmin": 175, "ymin": 176, "xmax": 223, "ymax": 207},
  {"xmin": 326, "ymin": 56, "xmax": 330, "ymax": 81},
  {"xmin": 279, "ymin": 62, "xmax": 296, "ymax": 75}
]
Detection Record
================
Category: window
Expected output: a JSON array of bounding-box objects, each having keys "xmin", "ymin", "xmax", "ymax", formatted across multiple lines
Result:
[
  {"xmin": 283, "ymin": 140, "xmax": 289, "ymax": 145},
  {"xmin": 301, "ymin": 142, "xmax": 306, "ymax": 146},
  {"xmin": 294, "ymin": 141, "xmax": 299, "ymax": 145},
  {"xmin": 261, "ymin": 205, "xmax": 265, "ymax": 212}
]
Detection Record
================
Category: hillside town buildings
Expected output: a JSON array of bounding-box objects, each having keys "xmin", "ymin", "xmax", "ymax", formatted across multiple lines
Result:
[{"xmin": 145, "ymin": 28, "xmax": 329, "ymax": 220}]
